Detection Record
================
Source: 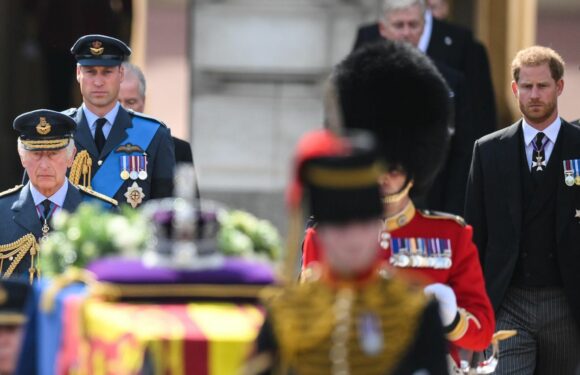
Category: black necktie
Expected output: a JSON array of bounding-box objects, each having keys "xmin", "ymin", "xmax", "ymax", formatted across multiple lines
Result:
[
  {"xmin": 94, "ymin": 118, "xmax": 107, "ymax": 154},
  {"xmin": 531, "ymin": 132, "xmax": 547, "ymax": 184},
  {"xmin": 40, "ymin": 199, "xmax": 53, "ymax": 223}
]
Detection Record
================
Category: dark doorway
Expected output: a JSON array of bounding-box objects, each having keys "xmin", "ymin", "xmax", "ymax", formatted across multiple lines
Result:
[{"xmin": 0, "ymin": 0, "xmax": 132, "ymax": 190}]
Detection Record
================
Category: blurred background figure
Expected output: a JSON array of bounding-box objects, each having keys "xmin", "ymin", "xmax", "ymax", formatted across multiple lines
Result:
[
  {"xmin": 0, "ymin": 279, "xmax": 30, "ymax": 375},
  {"xmin": 427, "ymin": 0, "xmax": 450, "ymax": 20},
  {"xmin": 119, "ymin": 62, "xmax": 194, "ymax": 166}
]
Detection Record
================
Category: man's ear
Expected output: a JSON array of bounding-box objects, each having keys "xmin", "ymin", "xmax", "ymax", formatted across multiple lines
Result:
[
  {"xmin": 378, "ymin": 19, "xmax": 389, "ymax": 39},
  {"xmin": 119, "ymin": 65, "xmax": 124, "ymax": 82},
  {"xmin": 76, "ymin": 65, "xmax": 81, "ymax": 83},
  {"xmin": 67, "ymin": 146, "xmax": 77, "ymax": 168},
  {"xmin": 511, "ymin": 80, "xmax": 519, "ymax": 99},
  {"xmin": 556, "ymin": 79, "xmax": 564, "ymax": 96}
]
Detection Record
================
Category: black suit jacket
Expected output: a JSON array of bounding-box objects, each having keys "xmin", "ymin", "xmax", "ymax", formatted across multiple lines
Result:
[
  {"xmin": 465, "ymin": 119, "xmax": 580, "ymax": 331},
  {"xmin": 353, "ymin": 19, "xmax": 471, "ymax": 70},
  {"xmin": 173, "ymin": 136, "xmax": 193, "ymax": 164},
  {"xmin": 353, "ymin": 19, "xmax": 497, "ymax": 137}
]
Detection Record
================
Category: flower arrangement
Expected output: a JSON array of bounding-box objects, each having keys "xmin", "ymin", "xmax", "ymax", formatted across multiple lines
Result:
[
  {"xmin": 40, "ymin": 203, "xmax": 150, "ymax": 277},
  {"xmin": 217, "ymin": 210, "xmax": 282, "ymax": 261},
  {"xmin": 40, "ymin": 202, "xmax": 283, "ymax": 276}
]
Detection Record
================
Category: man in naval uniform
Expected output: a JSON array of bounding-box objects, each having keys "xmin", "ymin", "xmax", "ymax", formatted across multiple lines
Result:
[
  {"xmin": 66, "ymin": 34, "xmax": 175, "ymax": 208},
  {"xmin": 0, "ymin": 110, "xmax": 117, "ymax": 282}
]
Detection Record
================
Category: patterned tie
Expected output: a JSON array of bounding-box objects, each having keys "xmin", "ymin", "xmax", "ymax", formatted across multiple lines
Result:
[
  {"xmin": 94, "ymin": 118, "xmax": 107, "ymax": 154},
  {"xmin": 531, "ymin": 132, "xmax": 547, "ymax": 184}
]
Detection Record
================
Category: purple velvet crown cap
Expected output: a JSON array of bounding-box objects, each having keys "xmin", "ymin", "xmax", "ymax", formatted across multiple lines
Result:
[{"xmin": 87, "ymin": 256, "xmax": 275, "ymax": 285}]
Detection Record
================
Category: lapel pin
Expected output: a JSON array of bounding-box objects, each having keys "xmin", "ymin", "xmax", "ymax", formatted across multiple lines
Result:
[{"xmin": 575, "ymin": 209, "xmax": 580, "ymax": 223}]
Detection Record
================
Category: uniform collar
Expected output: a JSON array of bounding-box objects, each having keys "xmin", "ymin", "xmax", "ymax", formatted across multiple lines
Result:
[
  {"xmin": 522, "ymin": 116, "xmax": 561, "ymax": 146},
  {"xmin": 29, "ymin": 180, "xmax": 68, "ymax": 208},
  {"xmin": 82, "ymin": 101, "xmax": 120, "ymax": 128},
  {"xmin": 384, "ymin": 200, "xmax": 416, "ymax": 231}
]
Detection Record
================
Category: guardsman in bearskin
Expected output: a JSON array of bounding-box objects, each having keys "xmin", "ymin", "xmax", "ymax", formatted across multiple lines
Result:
[
  {"xmin": 246, "ymin": 129, "xmax": 448, "ymax": 375},
  {"xmin": 302, "ymin": 41, "xmax": 495, "ymax": 369},
  {"xmin": 0, "ymin": 110, "xmax": 116, "ymax": 282},
  {"xmin": 65, "ymin": 34, "xmax": 175, "ymax": 208}
]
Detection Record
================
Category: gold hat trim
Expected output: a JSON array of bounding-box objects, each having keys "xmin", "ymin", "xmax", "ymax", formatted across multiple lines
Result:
[
  {"xmin": 21, "ymin": 138, "xmax": 70, "ymax": 150},
  {"xmin": 304, "ymin": 162, "xmax": 383, "ymax": 189},
  {"xmin": 0, "ymin": 313, "xmax": 26, "ymax": 325}
]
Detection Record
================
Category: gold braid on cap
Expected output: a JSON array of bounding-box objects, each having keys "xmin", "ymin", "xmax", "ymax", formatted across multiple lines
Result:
[
  {"xmin": 0, "ymin": 234, "xmax": 40, "ymax": 284},
  {"xmin": 383, "ymin": 180, "xmax": 414, "ymax": 204},
  {"xmin": 69, "ymin": 150, "xmax": 93, "ymax": 189}
]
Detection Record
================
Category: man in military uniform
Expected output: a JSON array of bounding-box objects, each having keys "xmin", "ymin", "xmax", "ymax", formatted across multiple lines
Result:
[
  {"xmin": 0, "ymin": 278, "xmax": 30, "ymax": 375},
  {"xmin": 0, "ymin": 110, "xmax": 116, "ymax": 282},
  {"xmin": 66, "ymin": 34, "xmax": 175, "ymax": 208},
  {"xmin": 247, "ymin": 130, "xmax": 448, "ymax": 375},
  {"xmin": 302, "ymin": 42, "xmax": 495, "ymax": 370}
]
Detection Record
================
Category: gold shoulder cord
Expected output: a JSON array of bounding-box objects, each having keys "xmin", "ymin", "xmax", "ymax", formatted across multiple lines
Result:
[
  {"xmin": 69, "ymin": 150, "xmax": 93, "ymax": 189},
  {"xmin": 0, "ymin": 234, "xmax": 40, "ymax": 284}
]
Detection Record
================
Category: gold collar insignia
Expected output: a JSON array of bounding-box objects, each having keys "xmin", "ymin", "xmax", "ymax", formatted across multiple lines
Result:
[{"xmin": 384, "ymin": 201, "xmax": 416, "ymax": 231}]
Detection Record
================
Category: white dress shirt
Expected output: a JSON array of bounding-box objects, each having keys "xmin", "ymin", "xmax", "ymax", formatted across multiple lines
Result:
[
  {"xmin": 521, "ymin": 117, "xmax": 561, "ymax": 170},
  {"xmin": 418, "ymin": 10, "xmax": 433, "ymax": 53},
  {"xmin": 82, "ymin": 102, "xmax": 120, "ymax": 140},
  {"xmin": 30, "ymin": 181, "xmax": 68, "ymax": 218}
]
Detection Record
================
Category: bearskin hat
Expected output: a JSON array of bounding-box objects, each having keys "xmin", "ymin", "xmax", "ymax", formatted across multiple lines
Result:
[{"xmin": 332, "ymin": 40, "xmax": 452, "ymax": 196}]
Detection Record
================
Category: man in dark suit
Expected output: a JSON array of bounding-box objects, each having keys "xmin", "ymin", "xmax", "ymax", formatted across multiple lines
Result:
[
  {"xmin": 465, "ymin": 46, "xmax": 580, "ymax": 374},
  {"xmin": 353, "ymin": 0, "xmax": 497, "ymax": 139},
  {"xmin": 66, "ymin": 35, "xmax": 175, "ymax": 209},
  {"xmin": 0, "ymin": 110, "xmax": 117, "ymax": 282},
  {"xmin": 118, "ymin": 62, "xmax": 194, "ymax": 165},
  {"xmin": 367, "ymin": 0, "xmax": 472, "ymax": 215}
]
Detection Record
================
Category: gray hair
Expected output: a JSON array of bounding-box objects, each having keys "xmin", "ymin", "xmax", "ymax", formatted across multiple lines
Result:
[
  {"xmin": 382, "ymin": 0, "xmax": 426, "ymax": 16},
  {"xmin": 122, "ymin": 62, "xmax": 147, "ymax": 98},
  {"xmin": 17, "ymin": 138, "xmax": 76, "ymax": 158}
]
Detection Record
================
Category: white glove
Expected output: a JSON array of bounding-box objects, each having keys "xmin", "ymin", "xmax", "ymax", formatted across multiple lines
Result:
[{"xmin": 424, "ymin": 283, "xmax": 458, "ymax": 327}]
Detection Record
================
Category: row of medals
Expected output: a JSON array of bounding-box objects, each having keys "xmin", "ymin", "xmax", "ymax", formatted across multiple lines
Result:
[
  {"xmin": 564, "ymin": 172, "xmax": 580, "ymax": 187},
  {"xmin": 120, "ymin": 156, "xmax": 148, "ymax": 181},
  {"xmin": 380, "ymin": 231, "xmax": 452, "ymax": 269}
]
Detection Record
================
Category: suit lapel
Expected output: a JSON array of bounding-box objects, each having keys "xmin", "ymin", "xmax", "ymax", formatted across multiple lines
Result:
[
  {"xmin": 496, "ymin": 122, "xmax": 524, "ymax": 235},
  {"xmin": 11, "ymin": 183, "xmax": 42, "ymax": 237},
  {"xmin": 62, "ymin": 182, "xmax": 83, "ymax": 212},
  {"xmin": 100, "ymin": 107, "xmax": 131, "ymax": 158},
  {"xmin": 556, "ymin": 121, "xmax": 580, "ymax": 244},
  {"xmin": 74, "ymin": 107, "xmax": 99, "ymax": 157}
]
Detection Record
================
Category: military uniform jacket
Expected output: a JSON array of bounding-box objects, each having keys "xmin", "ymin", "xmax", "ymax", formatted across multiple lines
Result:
[
  {"xmin": 0, "ymin": 182, "xmax": 108, "ymax": 279},
  {"xmin": 302, "ymin": 205, "xmax": 495, "ymax": 356},
  {"xmin": 465, "ymin": 119, "xmax": 580, "ymax": 333},
  {"xmin": 254, "ymin": 272, "xmax": 448, "ymax": 375},
  {"xmin": 66, "ymin": 105, "xmax": 175, "ymax": 206}
]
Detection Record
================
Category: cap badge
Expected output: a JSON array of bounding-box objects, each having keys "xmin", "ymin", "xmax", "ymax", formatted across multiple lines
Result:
[
  {"xmin": 90, "ymin": 40, "xmax": 104, "ymax": 56},
  {"xmin": 36, "ymin": 117, "xmax": 51, "ymax": 135}
]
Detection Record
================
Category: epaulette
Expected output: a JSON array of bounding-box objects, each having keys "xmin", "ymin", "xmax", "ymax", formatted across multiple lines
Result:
[
  {"xmin": 419, "ymin": 209, "xmax": 466, "ymax": 227},
  {"xmin": 75, "ymin": 185, "xmax": 118, "ymax": 206},
  {"xmin": 61, "ymin": 107, "xmax": 78, "ymax": 117},
  {"xmin": 0, "ymin": 185, "xmax": 23, "ymax": 198},
  {"xmin": 126, "ymin": 108, "xmax": 168, "ymax": 128}
]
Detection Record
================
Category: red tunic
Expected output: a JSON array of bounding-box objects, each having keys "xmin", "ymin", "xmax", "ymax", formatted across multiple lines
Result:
[{"xmin": 302, "ymin": 202, "xmax": 495, "ymax": 354}]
